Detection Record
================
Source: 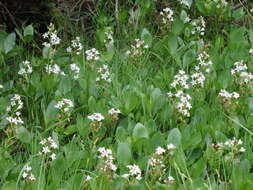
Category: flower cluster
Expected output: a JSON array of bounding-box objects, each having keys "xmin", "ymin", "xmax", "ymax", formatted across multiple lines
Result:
[
  {"xmin": 87, "ymin": 113, "xmax": 104, "ymax": 126},
  {"xmin": 54, "ymin": 98, "xmax": 74, "ymax": 112},
  {"xmin": 6, "ymin": 94, "xmax": 24, "ymax": 125},
  {"xmin": 196, "ymin": 51, "xmax": 213, "ymax": 73},
  {"xmin": 70, "ymin": 64, "xmax": 80, "ymax": 80},
  {"xmin": 126, "ymin": 39, "xmax": 149, "ymax": 59},
  {"xmin": 165, "ymin": 176, "xmax": 175, "ymax": 185},
  {"xmin": 160, "ymin": 7, "xmax": 174, "ymax": 24},
  {"xmin": 191, "ymin": 51, "xmax": 213, "ymax": 88},
  {"xmin": 149, "ymin": 147, "xmax": 166, "ymax": 168},
  {"xmin": 178, "ymin": 0, "xmax": 191, "ymax": 8},
  {"xmin": 190, "ymin": 16, "xmax": 206, "ymax": 36},
  {"xmin": 168, "ymin": 69, "xmax": 193, "ymax": 117},
  {"xmin": 97, "ymin": 147, "xmax": 117, "ymax": 173},
  {"xmin": 0, "ymin": 84, "xmax": 3, "ymax": 89},
  {"xmin": 171, "ymin": 70, "xmax": 189, "ymax": 89},
  {"xmin": 85, "ymin": 48, "xmax": 100, "ymax": 61},
  {"xmin": 148, "ymin": 144, "xmax": 176, "ymax": 184},
  {"xmin": 108, "ymin": 108, "xmax": 121, "ymax": 121},
  {"xmin": 96, "ymin": 64, "xmax": 111, "ymax": 83},
  {"xmin": 18, "ymin": 60, "xmax": 33, "ymax": 76},
  {"xmin": 191, "ymin": 72, "xmax": 205, "ymax": 88},
  {"xmin": 22, "ymin": 165, "xmax": 36, "ymax": 181},
  {"xmin": 213, "ymin": 0, "xmax": 228, "ymax": 8},
  {"xmin": 231, "ymin": 60, "xmax": 253, "ymax": 85},
  {"xmin": 39, "ymin": 136, "xmax": 58, "ymax": 160},
  {"xmin": 219, "ymin": 89, "xmax": 239, "ymax": 110},
  {"xmin": 42, "ymin": 23, "xmax": 61, "ymax": 48},
  {"xmin": 104, "ymin": 29, "xmax": 114, "ymax": 47},
  {"xmin": 212, "ymin": 137, "xmax": 245, "ymax": 154},
  {"xmin": 168, "ymin": 90, "xmax": 192, "ymax": 117},
  {"xmin": 219, "ymin": 90, "xmax": 240, "ymax": 99},
  {"xmin": 149, "ymin": 144, "xmax": 176, "ymax": 168},
  {"xmin": 66, "ymin": 37, "xmax": 83, "ymax": 55},
  {"xmin": 122, "ymin": 164, "xmax": 142, "ymax": 181},
  {"xmin": 45, "ymin": 64, "xmax": 65, "ymax": 76}
]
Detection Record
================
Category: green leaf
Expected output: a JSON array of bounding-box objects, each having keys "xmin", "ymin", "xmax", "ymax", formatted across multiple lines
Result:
[
  {"xmin": 117, "ymin": 142, "xmax": 132, "ymax": 164},
  {"xmin": 183, "ymin": 49, "xmax": 196, "ymax": 68},
  {"xmin": 16, "ymin": 127, "xmax": 32, "ymax": 143},
  {"xmin": 141, "ymin": 28, "xmax": 152, "ymax": 46},
  {"xmin": 44, "ymin": 100, "xmax": 58, "ymax": 126},
  {"xmin": 231, "ymin": 159, "xmax": 250, "ymax": 190},
  {"xmin": 190, "ymin": 158, "xmax": 206, "ymax": 178},
  {"xmin": 167, "ymin": 33, "xmax": 178, "ymax": 55},
  {"xmin": 1, "ymin": 181, "xmax": 17, "ymax": 190},
  {"xmin": 133, "ymin": 123, "xmax": 149, "ymax": 140},
  {"xmin": 58, "ymin": 77, "xmax": 72, "ymax": 95},
  {"xmin": 24, "ymin": 25, "xmax": 34, "ymax": 36},
  {"xmin": 23, "ymin": 25, "xmax": 34, "ymax": 43},
  {"xmin": 116, "ymin": 127, "xmax": 127, "ymax": 141},
  {"xmin": 76, "ymin": 114, "xmax": 89, "ymax": 137},
  {"xmin": 124, "ymin": 90, "xmax": 139, "ymax": 114},
  {"xmin": 167, "ymin": 128, "xmax": 181, "ymax": 147},
  {"xmin": 4, "ymin": 33, "xmax": 16, "ymax": 54},
  {"xmin": 172, "ymin": 18, "xmax": 184, "ymax": 36}
]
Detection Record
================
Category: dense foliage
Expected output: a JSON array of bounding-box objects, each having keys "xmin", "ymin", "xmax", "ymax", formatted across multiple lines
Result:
[{"xmin": 0, "ymin": 0, "xmax": 253, "ymax": 190}]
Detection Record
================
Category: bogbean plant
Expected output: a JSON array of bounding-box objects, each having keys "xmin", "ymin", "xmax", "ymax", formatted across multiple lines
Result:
[{"xmin": 0, "ymin": 0, "xmax": 253, "ymax": 190}]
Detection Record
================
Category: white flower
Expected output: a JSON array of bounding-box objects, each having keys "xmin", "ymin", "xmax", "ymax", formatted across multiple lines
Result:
[
  {"xmin": 108, "ymin": 108, "xmax": 121, "ymax": 115},
  {"xmin": 70, "ymin": 64, "xmax": 80, "ymax": 80},
  {"xmin": 18, "ymin": 60, "xmax": 33, "ymax": 76},
  {"xmin": 219, "ymin": 90, "xmax": 240, "ymax": 99},
  {"xmin": 239, "ymin": 147, "xmax": 245, "ymax": 152},
  {"xmin": 85, "ymin": 48, "xmax": 100, "ymax": 61},
  {"xmin": 96, "ymin": 65, "xmax": 111, "ymax": 83},
  {"xmin": 178, "ymin": 0, "xmax": 191, "ymax": 8},
  {"xmin": 50, "ymin": 153, "xmax": 56, "ymax": 160},
  {"xmin": 22, "ymin": 165, "xmax": 36, "ymax": 181},
  {"xmin": 45, "ymin": 64, "xmax": 65, "ymax": 76},
  {"xmin": 190, "ymin": 17, "xmax": 206, "ymax": 36},
  {"xmin": 126, "ymin": 39, "xmax": 148, "ymax": 58},
  {"xmin": 29, "ymin": 174, "xmax": 36, "ymax": 181},
  {"xmin": 40, "ymin": 139, "xmax": 47, "ymax": 145},
  {"xmin": 67, "ymin": 37, "xmax": 83, "ymax": 55},
  {"xmin": 42, "ymin": 146, "xmax": 51, "ymax": 154},
  {"xmin": 167, "ymin": 144, "xmax": 176, "ymax": 150},
  {"xmin": 85, "ymin": 175, "xmax": 92, "ymax": 181},
  {"xmin": 155, "ymin": 147, "xmax": 166, "ymax": 155},
  {"xmin": 51, "ymin": 141, "xmax": 58, "ymax": 149},
  {"xmin": 171, "ymin": 70, "xmax": 189, "ymax": 89},
  {"xmin": 126, "ymin": 164, "xmax": 142, "ymax": 180},
  {"xmin": 104, "ymin": 29, "xmax": 114, "ymax": 47},
  {"xmin": 66, "ymin": 47, "xmax": 72, "ymax": 53},
  {"xmin": 88, "ymin": 113, "xmax": 104, "ymax": 122},
  {"xmin": 173, "ymin": 91, "xmax": 192, "ymax": 117},
  {"xmin": 22, "ymin": 172, "xmax": 28, "ymax": 179},
  {"xmin": 160, "ymin": 7, "xmax": 174, "ymax": 24},
  {"xmin": 24, "ymin": 165, "xmax": 32, "ymax": 172},
  {"xmin": 167, "ymin": 176, "xmax": 175, "ymax": 184},
  {"xmin": 42, "ymin": 23, "xmax": 61, "ymax": 47},
  {"xmin": 54, "ymin": 98, "xmax": 74, "ymax": 112},
  {"xmin": 191, "ymin": 72, "xmax": 205, "ymax": 87},
  {"xmin": 97, "ymin": 147, "xmax": 117, "ymax": 172}
]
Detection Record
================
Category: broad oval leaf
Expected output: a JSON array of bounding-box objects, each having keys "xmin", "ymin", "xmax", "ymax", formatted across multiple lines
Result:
[
  {"xmin": 133, "ymin": 123, "xmax": 149, "ymax": 140},
  {"xmin": 167, "ymin": 128, "xmax": 181, "ymax": 147},
  {"xmin": 4, "ymin": 33, "xmax": 16, "ymax": 54},
  {"xmin": 117, "ymin": 142, "xmax": 132, "ymax": 165}
]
